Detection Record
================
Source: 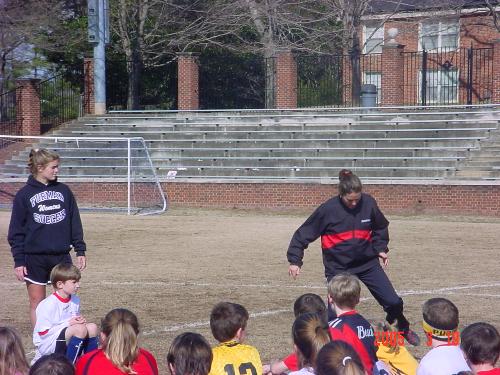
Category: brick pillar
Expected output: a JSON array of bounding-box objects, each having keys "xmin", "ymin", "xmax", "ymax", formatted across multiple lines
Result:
[
  {"xmin": 177, "ymin": 53, "xmax": 199, "ymax": 110},
  {"xmin": 381, "ymin": 43, "xmax": 405, "ymax": 106},
  {"xmin": 492, "ymin": 39, "xmax": 500, "ymax": 103},
  {"xmin": 83, "ymin": 57, "xmax": 95, "ymax": 115},
  {"xmin": 275, "ymin": 50, "xmax": 297, "ymax": 109},
  {"xmin": 16, "ymin": 79, "xmax": 41, "ymax": 136}
]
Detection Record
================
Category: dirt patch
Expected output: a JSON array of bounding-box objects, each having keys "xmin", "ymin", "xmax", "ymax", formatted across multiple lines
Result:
[{"xmin": 1, "ymin": 208, "xmax": 499, "ymax": 372}]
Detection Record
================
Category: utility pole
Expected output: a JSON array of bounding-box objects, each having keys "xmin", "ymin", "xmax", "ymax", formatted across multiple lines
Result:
[{"xmin": 88, "ymin": 0, "xmax": 109, "ymax": 114}]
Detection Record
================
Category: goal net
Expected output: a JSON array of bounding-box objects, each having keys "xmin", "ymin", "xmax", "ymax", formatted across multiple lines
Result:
[{"xmin": 0, "ymin": 135, "xmax": 167, "ymax": 215}]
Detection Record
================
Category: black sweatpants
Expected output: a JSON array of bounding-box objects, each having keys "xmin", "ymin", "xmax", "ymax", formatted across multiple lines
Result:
[{"xmin": 327, "ymin": 262, "xmax": 410, "ymax": 332}]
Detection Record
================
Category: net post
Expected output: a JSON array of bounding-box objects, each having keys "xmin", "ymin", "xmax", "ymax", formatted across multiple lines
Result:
[{"xmin": 127, "ymin": 137, "xmax": 131, "ymax": 215}]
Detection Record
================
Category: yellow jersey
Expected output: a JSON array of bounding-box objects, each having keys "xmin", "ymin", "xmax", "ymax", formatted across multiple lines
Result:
[
  {"xmin": 209, "ymin": 340, "xmax": 262, "ymax": 375},
  {"xmin": 376, "ymin": 343, "xmax": 418, "ymax": 375}
]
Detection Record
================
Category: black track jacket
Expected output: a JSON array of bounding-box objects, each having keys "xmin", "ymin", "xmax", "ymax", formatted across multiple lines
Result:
[{"xmin": 287, "ymin": 193, "xmax": 389, "ymax": 278}]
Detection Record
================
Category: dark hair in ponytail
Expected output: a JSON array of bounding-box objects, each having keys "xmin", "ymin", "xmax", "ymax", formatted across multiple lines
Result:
[
  {"xmin": 338, "ymin": 169, "xmax": 362, "ymax": 196},
  {"xmin": 292, "ymin": 312, "xmax": 331, "ymax": 368}
]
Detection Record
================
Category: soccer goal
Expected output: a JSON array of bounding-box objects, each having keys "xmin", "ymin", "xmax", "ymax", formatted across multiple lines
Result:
[{"xmin": 0, "ymin": 135, "xmax": 167, "ymax": 215}]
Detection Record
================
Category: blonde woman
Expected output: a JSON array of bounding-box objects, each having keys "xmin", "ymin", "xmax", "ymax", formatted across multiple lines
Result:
[
  {"xmin": 75, "ymin": 309, "xmax": 158, "ymax": 375},
  {"xmin": 8, "ymin": 149, "xmax": 87, "ymax": 326}
]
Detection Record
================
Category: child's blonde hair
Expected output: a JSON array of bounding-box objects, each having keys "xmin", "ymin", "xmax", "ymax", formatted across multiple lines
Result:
[
  {"xmin": 28, "ymin": 148, "xmax": 59, "ymax": 176},
  {"xmin": 101, "ymin": 308, "xmax": 140, "ymax": 374},
  {"xmin": 327, "ymin": 273, "xmax": 361, "ymax": 309},
  {"xmin": 50, "ymin": 263, "xmax": 81, "ymax": 287},
  {"xmin": 316, "ymin": 341, "xmax": 365, "ymax": 375},
  {"xmin": 292, "ymin": 313, "xmax": 331, "ymax": 368},
  {"xmin": 0, "ymin": 326, "xmax": 29, "ymax": 375}
]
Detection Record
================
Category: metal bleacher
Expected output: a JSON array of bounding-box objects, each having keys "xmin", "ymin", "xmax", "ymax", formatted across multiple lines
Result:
[{"xmin": 2, "ymin": 104, "xmax": 500, "ymax": 181}]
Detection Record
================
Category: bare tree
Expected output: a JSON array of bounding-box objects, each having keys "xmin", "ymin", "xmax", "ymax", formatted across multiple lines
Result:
[
  {"xmin": 110, "ymin": 0, "xmax": 227, "ymax": 109},
  {"xmin": 0, "ymin": 0, "xmax": 86, "ymax": 93}
]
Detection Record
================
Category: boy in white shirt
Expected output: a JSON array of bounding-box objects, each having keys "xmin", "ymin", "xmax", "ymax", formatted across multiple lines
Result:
[
  {"xmin": 33, "ymin": 263, "xmax": 98, "ymax": 364},
  {"xmin": 417, "ymin": 298, "xmax": 470, "ymax": 375}
]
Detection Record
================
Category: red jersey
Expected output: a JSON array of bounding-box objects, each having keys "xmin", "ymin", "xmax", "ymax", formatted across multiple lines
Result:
[
  {"xmin": 75, "ymin": 348, "xmax": 158, "ymax": 375},
  {"xmin": 282, "ymin": 311, "xmax": 376, "ymax": 373}
]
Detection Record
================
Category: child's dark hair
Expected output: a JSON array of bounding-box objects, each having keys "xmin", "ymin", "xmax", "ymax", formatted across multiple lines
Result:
[
  {"xmin": 29, "ymin": 353, "xmax": 74, "ymax": 375},
  {"xmin": 167, "ymin": 332, "xmax": 213, "ymax": 375},
  {"xmin": 293, "ymin": 293, "xmax": 327, "ymax": 322},
  {"xmin": 316, "ymin": 341, "xmax": 365, "ymax": 375},
  {"xmin": 338, "ymin": 169, "xmax": 362, "ymax": 196},
  {"xmin": 422, "ymin": 298, "xmax": 459, "ymax": 331},
  {"xmin": 28, "ymin": 148, "xmax": 59, "ymax": 176},
  {"xmin": 460, "ymin": 322, "xmax": 500, "ymax": 366},
  {"xmin": 50, "ymin": 263, "xmax": 81, "ymax": 286},
  {"xmin": 292, "ymin": 312, "xmax": 331, "ymax": 368},
  {"xmin": 210, "ymin": 302, "xmax": 249, "ymax": 343}
]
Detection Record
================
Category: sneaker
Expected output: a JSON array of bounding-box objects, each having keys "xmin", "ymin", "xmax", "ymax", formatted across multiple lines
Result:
[{"xmin": 403, "ymin": 329, "xmax": 421, "ymax": 346}]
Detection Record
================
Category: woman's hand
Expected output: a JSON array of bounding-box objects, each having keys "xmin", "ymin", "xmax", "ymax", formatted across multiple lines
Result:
[
  {"xmin": 76, "ymin": 256, "xmax": 86, "ymax": 270},
  {"xmin": 378, "ymin": 252, "xmax": 389, "ymax": 267},
  {"xmin": 288, "ymin": 265, "xmax": 301, "ymax": 279},
  {"xmin": 14, "ymin": 266, "xmax": 27, "ymax": 281}
]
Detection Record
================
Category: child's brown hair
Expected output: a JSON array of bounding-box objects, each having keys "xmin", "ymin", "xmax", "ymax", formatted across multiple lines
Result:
[
  {"xmin": 210, "ymin": 302, "xmax": 248, "ymax": 343},
  {"xmin": 50, "ymin": 263, "xmax": 81, "ymax": 287},
  {"xmin": 0, "ymin": 326, "xmax": 29, "ymax": 375}
]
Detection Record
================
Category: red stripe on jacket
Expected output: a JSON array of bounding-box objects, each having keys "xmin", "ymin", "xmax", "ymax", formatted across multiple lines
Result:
[{"xmin": 321, "ymin": 230, "xmax": 372, "ymax": 249}]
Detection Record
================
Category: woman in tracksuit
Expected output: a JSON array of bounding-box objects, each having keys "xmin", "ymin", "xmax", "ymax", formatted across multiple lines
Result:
[{"xmin": 287, "ymin": 169, "xmax": 420, "ymax": 346}]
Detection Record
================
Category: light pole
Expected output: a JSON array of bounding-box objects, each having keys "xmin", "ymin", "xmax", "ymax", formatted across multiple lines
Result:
[{"xmin": 88, "ymin": 0, "xmax": 109, "ymax": 114}]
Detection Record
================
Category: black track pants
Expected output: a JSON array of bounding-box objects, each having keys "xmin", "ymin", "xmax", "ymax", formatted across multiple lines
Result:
[{"xmin": 327, "ymin": 262, "xmax": 410, "ymax": 332}]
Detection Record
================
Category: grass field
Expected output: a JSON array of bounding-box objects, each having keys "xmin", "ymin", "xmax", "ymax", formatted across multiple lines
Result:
[{"xmin": 1, "ymin": 207, "xmax": 500, "ymax": 373}]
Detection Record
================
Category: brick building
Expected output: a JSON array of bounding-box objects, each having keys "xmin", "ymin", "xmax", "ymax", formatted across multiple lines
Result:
[{"xmin": 358, "ymin": 0, "xmax": 500, "ymax": 106}]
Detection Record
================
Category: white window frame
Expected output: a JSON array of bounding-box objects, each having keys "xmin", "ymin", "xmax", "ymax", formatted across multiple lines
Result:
[
  {"xmin": 363, "ymin": 24, "xmax": 384, "ymax": 54},
  {"xmin": 363, "ymin": 72, "xmax": 382, "ymax": 104},
  {"xmin": 418, "ymin": 68, "xmax": 459, "ymax": 104},
  {"xmin": 418, "ymin": 19, "xmax": 459, "ymax": 52}
]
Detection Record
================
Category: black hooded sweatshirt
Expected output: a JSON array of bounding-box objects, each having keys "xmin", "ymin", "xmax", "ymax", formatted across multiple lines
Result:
[
  {"xmin": 287, "ymin": 193, "xmax": 389, "ymax": 278},
  {"xmin": 8, "ymin": 176, "xmax": 86, "ymax": 268}
]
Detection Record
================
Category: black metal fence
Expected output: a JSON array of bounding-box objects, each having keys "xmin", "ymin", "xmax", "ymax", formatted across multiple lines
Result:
[
  {"xmin": 0, "ymin": 88, "xmax": 17, "ymax": 137},
  {"xmin": 38, "ymin": 68, "xmax": 84, "ymax": 133},
  {"xmin": 296, "ymin": 53, "xmax": 382, "ymax": 108},
  {"xmin": 106, "ymin": 59, "xmax": 177, "ymax": 110},
  {"xmin": 199, "ymin": 51, "xmax": 267, "ymax": 109},
  {"xmin": 403, "ymin": 47, "xmax": 493, "ymax": 106}
]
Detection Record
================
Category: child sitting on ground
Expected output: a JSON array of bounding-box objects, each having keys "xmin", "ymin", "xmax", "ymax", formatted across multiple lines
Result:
[
  {"xmin": 374, "ymin": 321, "xmax": 418, "ymax": 375},
  {"xmin": 29, "ymin": 353, "xmax": 75, "ymax": 375},
  {"xmin": 290, "ymin": 312, "xmax": 331, "ymax": 375},
  {"xmin": 167, "ymin": 332, "xmax": 213, "ymax": 375},
  {"xmin": 208, "ymin": 302, "xmax": 262, "ymax": 375},
  {"xmin": 0, "ymin": 326, "xmax": 29, "ymax": 375},
  {"xmin": 416, "ymin": 298, "xmax": 470, "ymax": 375},
  {"xmin": 460, "ymin": 322, "xmax": 500, "ymax": 375},
  {"xmin": 315, "ymin": 340, "xmax": 366, "ymax": 375},
  {"xmin": 327, "ymin": 273, "xmax": 378, "ymax": 374},
  {"xmin": 264, "ymin": 293, "xmax": 327, "ymax": 374},
  {"xmin": 33, "ymin": 263, "xmax": 98, "ymax": 365}
]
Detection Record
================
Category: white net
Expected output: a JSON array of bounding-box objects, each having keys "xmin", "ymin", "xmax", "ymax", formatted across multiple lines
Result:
[{"xmin": 0, "ymin": 135, "xmax": 167, "ymax": 215}]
